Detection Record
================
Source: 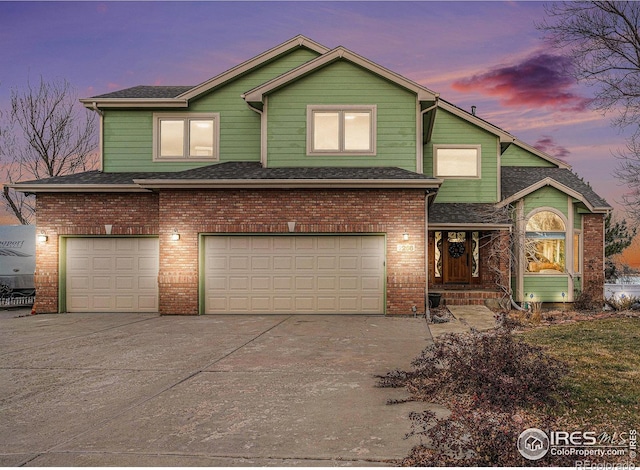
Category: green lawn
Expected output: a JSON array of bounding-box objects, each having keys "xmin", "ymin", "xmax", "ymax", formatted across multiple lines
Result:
[{"xmin": 521, "ymin": 317, "xmax": 640, "ymax": 429}]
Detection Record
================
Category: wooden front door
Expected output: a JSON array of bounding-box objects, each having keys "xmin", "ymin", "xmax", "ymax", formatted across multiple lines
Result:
[{"xmin": 443, "ymin": 231, "xmax": 471, "ymax": 284}]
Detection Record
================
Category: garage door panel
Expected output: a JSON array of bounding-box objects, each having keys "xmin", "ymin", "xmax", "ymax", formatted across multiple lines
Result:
[
  {"xmin": 92, "ymin": 276, "xmax": 112, "ymax": 290},
  {"xmin": 274, "ymin": 276, "xmax": 293, "ymax": 290},
  {"xmin": 229, "ymin": 256, "xmax": 249, "ymax": 270},
  {"xmin": 229, "ymin": 276, "xmax": 250, "ymax": 290},
  {"xmin": 273, "ymin": 297, "xmax": 294, "ymax": 311},
  {"xmin": 204, "ymin": 235, "xmax": 384, "ymax": 314},
  {"xmin": 66, "ymin": 238, "xmax": 158, "ymax": 313}
]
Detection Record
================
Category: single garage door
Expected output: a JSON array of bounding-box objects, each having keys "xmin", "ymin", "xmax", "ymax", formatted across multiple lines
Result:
[
  {"xmin": 204, "ymin": 235, "xmax": 385, "ymax": 314},
  {"xmin": 66, "ymin": 237, "xmax": 159, "ymax": 312}
]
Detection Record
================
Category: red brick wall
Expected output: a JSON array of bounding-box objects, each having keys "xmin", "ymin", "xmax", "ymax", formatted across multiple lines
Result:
[
  {"xmin": 582, "ymin": 213, "xmax": 605, "ymax": 303},
  {"xmin": 158, "ymin": 189, "xmax": 427, "ymax": 315},
  {"xmin": 34, "ymin": 193, "xmax": 159, "ymax": 313},
  {"xmin": 34, "ymin": 189, "xmax": 426, "ymax": 315}
]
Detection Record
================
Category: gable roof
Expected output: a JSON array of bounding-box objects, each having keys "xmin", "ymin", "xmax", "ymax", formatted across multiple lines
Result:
[
  {"xmin": 11, "ymin": 162, "xmax": 442, "ymax": 192},
  {"xmin": 80, "ymin": 35, "xmax": 328, "ymax": 108},
  {"xmin": 436, "ymin": 100, "xmax": 571, "ymax": 169},
  {"xmin": 242, "ymin": 45, "xmax": 439, "ymax": 104},
  {"xmin": 499, "ymin": 166, "xmax": 611, "ymax": 212}
]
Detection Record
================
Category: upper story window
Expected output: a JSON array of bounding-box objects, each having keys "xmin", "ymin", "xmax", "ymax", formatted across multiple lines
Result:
[
  {"xmin": 433, "ymin": 145, "xmax": 481, "ymax": 178},
  {"xmin": 307, "ymin": 105, "xmax": 376, "ymax": 156},
  {"xmin": 525, "ymin": 210, "xmax": 567, "ymax": 274},
  {"xmin": 153, "ymin": 113, "xmax": 219, "ymax": 161}
]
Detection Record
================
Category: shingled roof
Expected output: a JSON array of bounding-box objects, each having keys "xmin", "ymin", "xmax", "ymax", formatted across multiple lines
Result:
[
  {"xmin": 428, "ymin": 203, "xmax": 511, "ymax": 227},
  {"xmin": 91, "ymin": 85, "xmax": 194, "ymax": 99},
  {"xmin": 501, "ymin": 166, "xmax": 610, "ymax": 211},
  {"xmin": 12, "ymin": 162, "xmax": 441, "ymax": 192}
]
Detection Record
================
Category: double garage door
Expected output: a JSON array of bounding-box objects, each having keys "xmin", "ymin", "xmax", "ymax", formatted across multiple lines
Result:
[
  {"xmin": 204, "ymin": 235, "xmax": 385, "ymax": 314},
  {"xmin": 65, "ymin": 235, "xmax": 385, "ymax": 314}
]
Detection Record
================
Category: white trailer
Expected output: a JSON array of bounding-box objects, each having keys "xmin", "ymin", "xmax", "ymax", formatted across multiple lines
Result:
[{"xmin": 0, "ymin": 225, "xmax": 35, "ymax": 292}]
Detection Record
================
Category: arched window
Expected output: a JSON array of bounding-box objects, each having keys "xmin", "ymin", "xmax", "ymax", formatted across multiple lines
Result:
[{"xmin": 525, "ymin": 210, "xmax": 566, "ymax": 273}]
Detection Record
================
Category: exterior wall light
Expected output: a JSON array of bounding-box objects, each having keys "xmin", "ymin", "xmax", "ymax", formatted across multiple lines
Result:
[
  {"xmin": 37, "ymin": 231, "xmax": 48, "ymax": 243},
  {"xmin": 171, "ymin": 229, "xmax": 180, "ymax": 241},
  {"xmin": 403, "ymin": 231, "xmax": 409, "ymax": 241}
]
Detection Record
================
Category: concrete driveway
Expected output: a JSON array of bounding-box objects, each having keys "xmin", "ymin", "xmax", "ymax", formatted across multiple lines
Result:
[{"xmin": 0, "ymin": 310, "xmax": 440, "ymax": 466}]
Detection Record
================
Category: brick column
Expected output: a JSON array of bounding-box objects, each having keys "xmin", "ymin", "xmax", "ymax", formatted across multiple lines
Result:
[{"xmin": 582, "ymin": 213, "xmax": 605, "ymax": 303}]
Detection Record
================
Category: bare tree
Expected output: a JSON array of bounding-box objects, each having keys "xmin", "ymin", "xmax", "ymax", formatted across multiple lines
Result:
[
  {"xmin": 538, "ymin": 1, "xmax": 640, "ymax": 221},
  {"xmin": 0, "ymin": 77, "xmax": 97, "ymax": 224}
]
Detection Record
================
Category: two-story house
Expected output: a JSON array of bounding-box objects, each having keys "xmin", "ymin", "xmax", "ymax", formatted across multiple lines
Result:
[{"xmin": 12, "ymin": 35, "xmax": 610, "ymax": 315}]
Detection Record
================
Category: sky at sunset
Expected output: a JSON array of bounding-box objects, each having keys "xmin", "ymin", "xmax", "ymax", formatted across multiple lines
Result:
[{"xmin": 1, "ymin": 0, "xmax": 638, "ymax": 267}]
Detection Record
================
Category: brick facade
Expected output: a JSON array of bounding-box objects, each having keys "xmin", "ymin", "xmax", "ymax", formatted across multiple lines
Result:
[
  {"xmin": 34, "ymin": 189, "xmax": 427, "ymax": 315},
  {"xmin": 582, "ymin": 213, "xmax": 605, "ymax": 303}
]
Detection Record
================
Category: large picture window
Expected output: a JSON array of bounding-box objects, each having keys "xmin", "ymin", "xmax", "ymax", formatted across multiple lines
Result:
[
  {"xmin": 525, "ymin": 210, "xmax": 566, "ymax": 273},
  {"xmin": 434, "ymin": 145, "xmax": 481, "ymax": 178},
  {"xmin": 153, "ymin": 113, "xmax": 219, "ymax": 161},
  {"xmin": 307, "ymin": 105, "xmax": 376, "ymax": 155}
]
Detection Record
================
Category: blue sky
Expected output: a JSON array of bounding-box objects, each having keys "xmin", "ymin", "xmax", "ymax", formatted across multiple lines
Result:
[{"xmin": 1, "ymin": 1, "xmax": 637, "ymax": 263}]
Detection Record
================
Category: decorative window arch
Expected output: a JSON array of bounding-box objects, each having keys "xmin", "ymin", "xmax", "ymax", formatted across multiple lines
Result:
[{"xmin": 524, "ymin": 209, "xmax": 567, "ymax": 273}]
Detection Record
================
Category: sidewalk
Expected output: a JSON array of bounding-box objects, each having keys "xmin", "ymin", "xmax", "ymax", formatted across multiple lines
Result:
[{"xmin": 428, "ymin": 305, "xmax": 497, "ymax": 339}]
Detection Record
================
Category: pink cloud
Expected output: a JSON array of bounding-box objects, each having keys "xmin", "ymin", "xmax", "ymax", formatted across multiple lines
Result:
[
  {"xmin": 452, "ymin": 53, "xmax": 591, "ymax": 112},
  {"xmin": 533, "ymin": 135, "xmax": 571, "ymax": 158}
]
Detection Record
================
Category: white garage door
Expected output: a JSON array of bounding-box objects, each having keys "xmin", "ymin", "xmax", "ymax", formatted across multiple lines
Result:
[
  {"xmin": 66, "ymin": 237, "xmax": 159, "ymax": 312},
  {"xmin": 204, "ymin": 235, "xmax": 385, "ymax": 314}
]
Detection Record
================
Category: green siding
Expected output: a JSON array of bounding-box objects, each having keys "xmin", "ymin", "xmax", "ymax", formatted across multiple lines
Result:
[
  {"xmin": 103, "ymin": 48, "xmax": 319, "ymax": 172},
  {"xmin": 523, "ymin": 186, "xmax": 569, "ymax": 219},
  {"xmin": 265, "ymin": 61, "xmax": 418, "ymax": 170},
  {"xmin": 501, "ymin": 144, "xmax": 556, "ymax": 167},
  {"xmin": 423, "ymin": 109, "xmax": 499, "ymax": 203},
  {"xmin": 524, "ymin": 276, "xmax": 571, "ymax": 302}
]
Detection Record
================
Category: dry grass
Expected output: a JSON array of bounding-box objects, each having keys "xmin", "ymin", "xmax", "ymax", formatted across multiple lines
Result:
[{"xmin": 520, "ymin": 316, "xmax": 640, "ymax": 429}]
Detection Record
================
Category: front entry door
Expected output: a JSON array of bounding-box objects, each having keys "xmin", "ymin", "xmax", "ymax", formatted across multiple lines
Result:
[{"xmin": 443, "ymin": 231, "xmax": 471, "ymax": 284}]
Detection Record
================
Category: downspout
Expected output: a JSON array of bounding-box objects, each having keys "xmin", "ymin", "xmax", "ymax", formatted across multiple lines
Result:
[
  {"xmin": 418, "ymin": 96, "xmax": 439, "ymax": 174},
  {"xmin": 91, "ymin": 102, "xmax": 104, "ymax": 171},
  {"xmin": 425, "ymin": 189, "xmax": 438, "ymax": 322},
  {"xmin": 243, "ymin": 99, "xmax": 266, "ymax": 168}
]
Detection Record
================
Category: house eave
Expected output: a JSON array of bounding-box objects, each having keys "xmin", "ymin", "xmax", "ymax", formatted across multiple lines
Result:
[
  {"xmin": 80, "ymin": 98, "xmax": 188, "ymax": 109},
  {"xmin": 9, "ymin": 184, "xmax": 151, "ymax": 193},
  {"xmin": 429, "ymin": 223, "xmax": 512, "ymax": 231},
  {"xmin": 243, "ymin": 46, "xmax": 439, "ymax": 104},
  {"xmin": 133, "ymin": 178, "xmax": 443, "ymax": 190}
]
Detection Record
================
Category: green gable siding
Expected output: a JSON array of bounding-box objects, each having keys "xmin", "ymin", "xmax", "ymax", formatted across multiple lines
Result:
[
  {"xmin": 103, "ymin": 48, "xmax": 319, "ymax": 172},
  {"xmin": 523, "ymin": 186, "xmax": 569, "ymax": 219},
  {"xmin": 265, "ymin": 60, "xmax": 417, "ymax": 170},
  {"xmin": 424, "ymin": 109, "xmax": 499, "ymax": 203},
  {"xmin": 501, "ymin": 144, "xmax": 556, "ymax": 167}
]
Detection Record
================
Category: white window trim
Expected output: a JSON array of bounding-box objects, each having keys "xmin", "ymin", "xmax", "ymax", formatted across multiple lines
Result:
[
  {"xmin": 573, "ymin": 229, "xmax": 583, "ymax": 275},
  {"xmin": 306, "ymin": 105, "xmax": 377, "ymax": 156},
  {"xmin": 433, "ymin": 144, "xmax": 481, "ymax": 179},
  {"xmin": 153, "ymin": 112, "xmax": 220, "ymax": 162}
]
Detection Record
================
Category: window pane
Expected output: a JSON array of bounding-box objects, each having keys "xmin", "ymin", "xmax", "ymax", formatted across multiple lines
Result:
[
  {"xmin": 344, "ymin": 112, "xmax": 371, "ymax": 150},
  {"xmin": 526, "ymin": 211, "xmax": 565, "ymax": 231},
  {"xmin": 160, "ymin": 120, "xmax": 184, "ymax": 157},
  {"xmin": 189, "ymin": 119, "xmax": 214, "ymax": 156},
  {"xmin": 525, "ymin": 238, "xmax": 566, "ymax": 273},
  {"xmin": 436, "ymin": 148, "xmax": 478, "ymax": 176},
  {"xmin": 313, "ymin": 112, "xmax": 339, "ymax": 151}
]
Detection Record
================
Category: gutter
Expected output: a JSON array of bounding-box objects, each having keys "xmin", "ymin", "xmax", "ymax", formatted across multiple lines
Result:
[
  {"xmin": 9, "ymin": 184, "xmax": 151, "ymax": 194},
  {"xmin": 132, "ymin": 178, "xmax": 444, "ymax": 190}
]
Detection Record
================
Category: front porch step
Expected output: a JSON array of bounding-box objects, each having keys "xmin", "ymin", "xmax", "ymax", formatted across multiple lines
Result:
[{"xmin": 430, "ymin": 290, "xmax": 503, "ymax": 306}]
